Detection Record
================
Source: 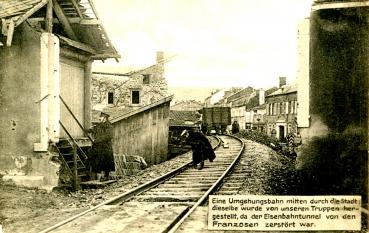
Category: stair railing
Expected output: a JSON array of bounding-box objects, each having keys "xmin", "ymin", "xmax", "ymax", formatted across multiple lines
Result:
[
  {"xmin": 59, "ymin": 95, "xmax": 93, "ymax": 143},
  {"xmin": 59, "ymin": 120, "xmax": 86, "ymax": 191}
]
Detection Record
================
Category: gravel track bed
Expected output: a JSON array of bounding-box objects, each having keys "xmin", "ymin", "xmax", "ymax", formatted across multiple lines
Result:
[{"xmin": 0, "ymin": 137, "xmax": 218, "ymax": 233}]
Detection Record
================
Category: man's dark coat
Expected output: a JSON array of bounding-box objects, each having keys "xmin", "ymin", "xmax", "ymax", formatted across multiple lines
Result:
[
  {"xmin": 89, "ymin": 120, "xmax": 115, "ymax": 175},
  {"xmin": 186, "ymin": 131, "xmax": 216, "ymax": 165}
]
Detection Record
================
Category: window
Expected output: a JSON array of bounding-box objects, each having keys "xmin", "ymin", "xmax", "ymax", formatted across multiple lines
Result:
[
  {"xmin": 143, "ymin": 74, "xmax": 151, "ymax": 84},
  {"xmin": 131, "ymin": 90, "xmax": 140, "ymax": 104},
  {"xmin": 107, "ymin": 91, "xmax": 114, "ymax": 104},
  {"xmin": 279, "ymin": 102, "xmax": 283, "ymax": 115}
]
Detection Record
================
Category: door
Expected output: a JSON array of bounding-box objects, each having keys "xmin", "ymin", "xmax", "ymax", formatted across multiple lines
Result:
[
  {"xmin": 60, "ymin": 58, "xmax": 85, "ymax": 138},
  {"xmin": 279, "ymin": 125, "xmax": 285, "ymax": 140}
]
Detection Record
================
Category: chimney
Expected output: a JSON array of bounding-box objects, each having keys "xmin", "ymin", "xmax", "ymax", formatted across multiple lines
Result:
[
  {"xmin": 279, "ymin": 76, "xmax": 286, "ymax": 88},
  {"xmin": 156, "ymin": 51, "xmax": 164, "ymax": 64},
  {"xmin": 259, "ymin": 89, "xmax": 265, "ymax": 105}
]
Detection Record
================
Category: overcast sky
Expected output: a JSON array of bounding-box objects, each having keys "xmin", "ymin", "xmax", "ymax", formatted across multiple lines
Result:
[{"xmin": 92, "ymin": 0, "xmax": 313, "ymax": 88}]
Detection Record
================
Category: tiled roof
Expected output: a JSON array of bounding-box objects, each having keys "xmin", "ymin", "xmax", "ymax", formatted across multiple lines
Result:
[{"xmin": 169, "ymin": 110, "xmax": 201, "ymax": 126}]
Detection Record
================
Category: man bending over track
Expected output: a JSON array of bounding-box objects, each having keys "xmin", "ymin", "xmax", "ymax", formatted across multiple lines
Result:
[{"xmin": 181, "ymin": 129, "xmax": 216, "ymax": 170}]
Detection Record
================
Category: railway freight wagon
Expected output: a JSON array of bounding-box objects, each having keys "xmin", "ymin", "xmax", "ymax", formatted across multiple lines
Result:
[{"xmin": 202, "ymin": 107, "xmax": 231, "ymax": 134}]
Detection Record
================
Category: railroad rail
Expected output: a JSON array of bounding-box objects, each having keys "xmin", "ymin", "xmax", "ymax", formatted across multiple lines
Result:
[{"xmin": 39, "ymin": 135, "xmax": 245, "ymax": 233}]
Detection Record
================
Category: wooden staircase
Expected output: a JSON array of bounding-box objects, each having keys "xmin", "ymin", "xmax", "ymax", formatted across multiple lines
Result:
[
  {"xmin": 55, "ymin": 138, "xmax": 90, "ymax": 183},
  {"xmin": 56, "ymin": 95, "xmax": 94, "ymax": 190}
]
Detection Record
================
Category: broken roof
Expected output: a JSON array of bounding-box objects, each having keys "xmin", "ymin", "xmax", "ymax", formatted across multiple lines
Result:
[
  {"xmin": 0, "ymin": 0, "xmax": 119, "ymax": 60},
  {"xmin": 169, "ymin": 110, "xmax": 201, "ymax": 126}
]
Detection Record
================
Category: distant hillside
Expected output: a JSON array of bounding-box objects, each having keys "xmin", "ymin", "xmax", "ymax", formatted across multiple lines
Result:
[{"xmin": 168, "ymin": 86, "xmax": 216, "ymax": 103}]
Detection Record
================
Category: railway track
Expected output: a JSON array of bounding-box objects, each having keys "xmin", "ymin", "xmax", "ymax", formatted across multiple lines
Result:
[{"xmin": 39, "ymin": 135, "xmax": 245, "ymax": 233}]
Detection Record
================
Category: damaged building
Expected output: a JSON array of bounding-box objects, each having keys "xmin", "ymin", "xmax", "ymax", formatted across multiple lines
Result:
[
  {"xmin": 91, "ymin": 51, "xmax": 168, "ymax": 122},
  {"xmin": 0, "ymin": 0, "xmax": 119, "ymax": 190},
  {"xmin": 91, "ymin": 52, "xmax": 173, "ymax": 176}
]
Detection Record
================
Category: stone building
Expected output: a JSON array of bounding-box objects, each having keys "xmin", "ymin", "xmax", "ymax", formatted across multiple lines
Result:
[
  {"xmin": 247, "ymin": 104, "xmax": 267, "ymax": 133},
  {"xmin": 245, "ymin": 87, "xmax": 277, "ymax": 131},
  {"xmin": 0, "ymin": 0, "xmax": 119, "ymax": 189},
  {"xmin": 265, "ymin": 77, "xmax": 298, "ymax": 140},
  {"xmin": 226, "ymin": 87, "xmax": 255, "ymax": 130},
  {"xmin": 91, "ymin": 52, "xmax": 168, "ymax": 122}
]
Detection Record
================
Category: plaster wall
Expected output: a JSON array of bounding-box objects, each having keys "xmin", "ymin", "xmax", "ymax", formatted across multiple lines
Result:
[{"xmin": 0, "ymin": 24, "xmax": 41, "ymax": 174}]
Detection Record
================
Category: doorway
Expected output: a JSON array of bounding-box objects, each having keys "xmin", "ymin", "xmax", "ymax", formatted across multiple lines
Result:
[{"xmin": 279, "ymin": 125, "xmax": 285, "ymax": 140}]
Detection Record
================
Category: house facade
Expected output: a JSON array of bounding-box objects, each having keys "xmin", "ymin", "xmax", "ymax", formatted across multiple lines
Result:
[
  {"xmin": 91, "ymin": 52, "xmax": 168, "ymax": 122},
  {"xmin": 0, "ymin": 0, "xmax": 119, "ymax": 189},
  {"xmin": 265, "ymin": 78, "xmax": 298, "ymax": 141},
  {"xmin": 227, "ymin": 87, "xmax": 254, "ymax": 130},
  {"xmin": 248, "ymin": 104, "xmax": 267, "ymax": 133}
]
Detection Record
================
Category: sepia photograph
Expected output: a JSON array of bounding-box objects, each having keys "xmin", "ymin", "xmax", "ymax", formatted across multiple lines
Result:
[{"xmin": 0, "ymin": 0, "xmax": 367, "ymax": 232}]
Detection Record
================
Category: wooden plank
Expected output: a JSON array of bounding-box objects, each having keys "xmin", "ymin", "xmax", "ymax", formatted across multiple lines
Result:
[{"xmin": 52, "ymin": 0, "xmax": 78, "ymax": 41}]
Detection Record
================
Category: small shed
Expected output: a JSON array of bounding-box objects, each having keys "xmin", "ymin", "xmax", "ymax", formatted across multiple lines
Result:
[
  {"xmin": 0, "ymin": 0, "xmax": 119, "ymax": 189},
  {"xmin": 168, "ymin": 110, "xmax": 201, "ymax": 156},
  {"xmin": 110, "ymin": 95, "xmax": 173, "ymax": 166}
]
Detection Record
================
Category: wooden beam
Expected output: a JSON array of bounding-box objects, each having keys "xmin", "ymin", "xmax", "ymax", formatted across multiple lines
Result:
[
  {"xmin": 58, "ymin": 35, "xmax": 96, "ymax": 54},
  {"xmin": 27, "ymin": 17, "xmax": 101, "ymax": 25},
  {"xmin": 45, "ymin": 0, "xmax": 53, "ymax": 32},
  {"xmin": 70, "ymin": 0, "xmax": 84, "ymax": 18},
  {"xmin": 52, "ymin": 0, "xmax": 79, "ymax": 41},
  {"xmin": 91, "ymin": 53, "xmax": 121, "ymax": 60},
  {"xmin": 1, "ymin": 19, "xmax": 7, "ymax": 35},
  {"xmin": 28, "ymin": 17, "xmax": 101, "ymax": 25},
  {"xmin": 15, "ymin": 0, "xmax": 48, "ymax": 27},
  {"xmin": 6, "ymin": 19, "xmax": 14, "ymax": 46},
  {"xmin": 84, "ymin": 60, "xmax": 93, "ymax": 130}
]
